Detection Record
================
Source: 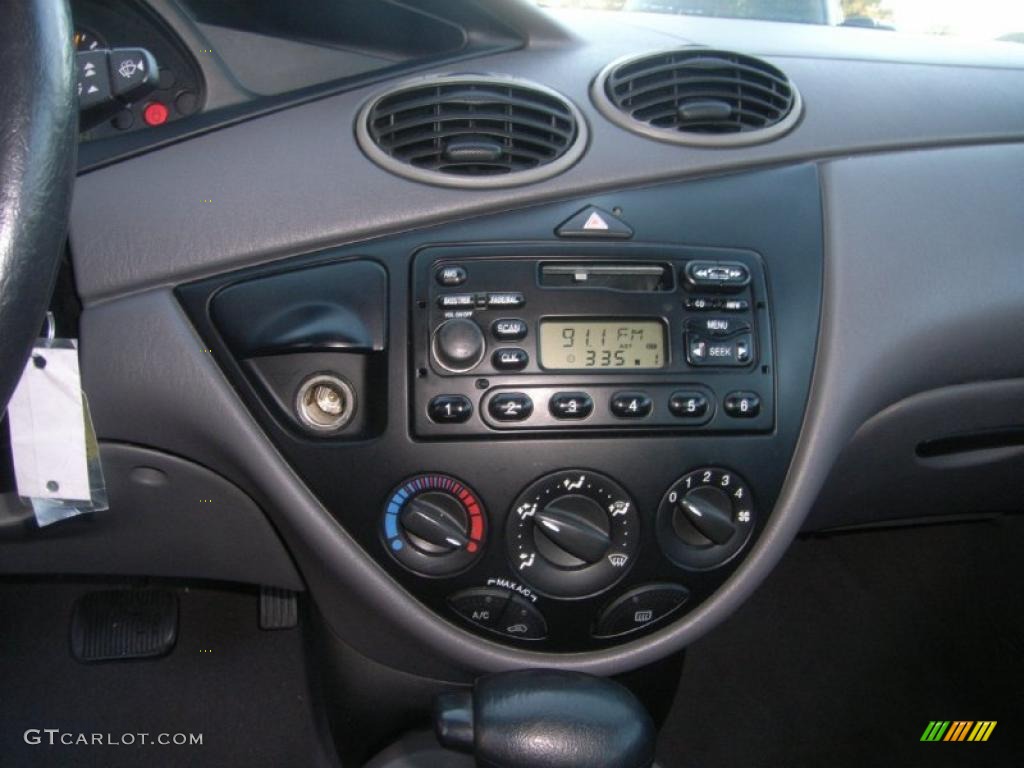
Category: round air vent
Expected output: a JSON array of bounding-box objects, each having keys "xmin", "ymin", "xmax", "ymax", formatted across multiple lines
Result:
[
  {"xmin": 592, "ymin": 48, "xmax": 801, "ymax": 147},
  {"xmin": 356, "ymin": 74, "xmax": 587, "ymax": 188}
]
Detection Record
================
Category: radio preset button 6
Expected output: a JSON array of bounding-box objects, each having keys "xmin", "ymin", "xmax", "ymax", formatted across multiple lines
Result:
[
  {"xmin": 610, "ymin": 392, "xmax": 652, "ymax": 418},
  {"xmin": 723, "ymin": 391, "xmax": 761, "ymax": 418},
  {"xmin": 550, "ymin": 392, "xmax": 594, "ymax": 420},
  {"xmin": 428, "ymin": 395, "xmax": 473, "ymax": 423},
  {"xmin": 492, "ymin": 318, "xmax": 528, "ymax": 341},
  {"xmin": 668, "ymin": 391, "xmax": 711, "ymax": 420},
  {"xmin": 436, "ymin": 265, "xmax": 467, "ymax": 287},
  {"xmin": 492, "ymin": 348, "xmax": 529, "ymax": 371},
  {"xmin": 489, "ymin": 392, "xmax": 533, "ymax": 421}
]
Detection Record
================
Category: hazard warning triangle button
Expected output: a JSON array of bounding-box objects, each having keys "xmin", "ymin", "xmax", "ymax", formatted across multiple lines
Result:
[{"xmin": 555, "ymin": 206, "xmax": 633, "ymax": 239}]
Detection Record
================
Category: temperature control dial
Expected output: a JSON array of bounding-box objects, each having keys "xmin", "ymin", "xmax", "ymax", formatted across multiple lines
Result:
[
  {"xmin": 507, "ymin": 470, "xmax": 639, "ymax": 598},
  {"xmin": 657, "ymin": 468, "xmax": 754, "ymax": 570},
  {"xmin": 383, "ymin": 474, "xmax": 486, "ymax": 576}
]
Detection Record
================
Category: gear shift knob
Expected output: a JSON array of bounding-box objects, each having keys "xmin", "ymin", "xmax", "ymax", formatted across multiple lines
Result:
[{"xmin": 434, "ymin": 669, "xmax": 656, "ymax": 768}]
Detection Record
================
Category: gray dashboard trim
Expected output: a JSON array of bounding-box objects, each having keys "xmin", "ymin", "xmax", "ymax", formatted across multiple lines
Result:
[
  {"xmin": 76, "ymin": 142, "xmax": 1024, "ymax": 676},
  {"xmin": 69, "ymin": 22, "xmax": 1024, "ymax": 303}
]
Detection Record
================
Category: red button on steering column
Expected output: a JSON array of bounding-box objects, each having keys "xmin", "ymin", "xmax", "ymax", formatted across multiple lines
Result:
[{"xmin": 142, "ymin": 101, "xmax": 169, "ymax": 127}]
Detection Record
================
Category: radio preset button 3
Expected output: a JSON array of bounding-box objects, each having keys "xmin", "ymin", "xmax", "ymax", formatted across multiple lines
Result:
[{"xmin": 549, "ymin": 392, "xmax": 594, "ymax": 420}]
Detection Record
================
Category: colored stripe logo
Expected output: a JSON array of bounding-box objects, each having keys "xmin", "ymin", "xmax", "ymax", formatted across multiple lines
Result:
[{"xmin": 921, "ymin": 721, "xmax": 997, "ymax": 742}]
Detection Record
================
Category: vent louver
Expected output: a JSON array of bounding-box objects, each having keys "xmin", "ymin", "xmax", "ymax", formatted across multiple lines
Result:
[
  {"xmin": 356, "ymin": 75, "xmax": 587, "ymax": 188},
  {"xmin": 592, "ymin": 48, "xmax": 801, "ymax": 147}
]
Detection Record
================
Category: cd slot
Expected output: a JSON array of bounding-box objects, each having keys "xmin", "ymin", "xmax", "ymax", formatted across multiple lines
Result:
[{"xmin": 539, "ymin": 262, "xmax": 673, "ymax": 291}]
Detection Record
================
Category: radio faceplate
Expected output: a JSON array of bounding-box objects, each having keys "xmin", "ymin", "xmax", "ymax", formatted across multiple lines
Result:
[{"xmin": 411, "ymin": 244, "xmax": 775, "ymax": 437}]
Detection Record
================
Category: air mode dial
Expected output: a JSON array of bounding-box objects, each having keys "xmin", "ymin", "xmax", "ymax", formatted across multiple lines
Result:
[
  {"xmin": 383, "ymin": 474, "xmax": 487, "ymax": 576},
  {"xmin": 507, "ymin": 470, "xmax": 639, "ymax": 598}
]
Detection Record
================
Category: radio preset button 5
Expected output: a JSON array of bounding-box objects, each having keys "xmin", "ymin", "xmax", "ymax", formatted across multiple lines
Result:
[
  {"xmin": 610, "ymin": 392, "xmax": 652, "ymax": 418},
  {"xmin": 492, "ymin": 318, "xmax": 528, "ymax": 341},
  {"xmin": 550, "ymin": 392, "xmax": 594, "ymax": 420},
  {"xmin": 492, "ymin": 348, "xmax": 529, "ymax": 371},
  {"xmin": 668, "ymin": 391, "xmax": 711, "ymax": 420},
  {"xmin": 489, "ymin": 392, "xmax": 533, "ymax": 421}
]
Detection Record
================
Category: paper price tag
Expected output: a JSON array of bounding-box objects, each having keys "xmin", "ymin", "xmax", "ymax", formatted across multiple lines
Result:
[{"xmin": 7, "ymin": 346, "xmax": 91, "ymax": 502}]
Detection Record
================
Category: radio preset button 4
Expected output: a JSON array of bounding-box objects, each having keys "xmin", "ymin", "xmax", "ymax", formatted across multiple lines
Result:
[{"xmin": 610, "ymin": 392, "xmax": 652, "ymax": 418}]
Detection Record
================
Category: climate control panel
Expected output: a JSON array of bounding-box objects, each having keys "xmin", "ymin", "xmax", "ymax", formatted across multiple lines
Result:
[{"xmin": 380, "ymin": 465, "xmax": 758, "ymax": 647}]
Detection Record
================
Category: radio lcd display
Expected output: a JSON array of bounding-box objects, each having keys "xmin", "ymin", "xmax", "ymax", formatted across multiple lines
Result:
[{"xmin": 539, "ymin": 319, "xmax": 666, "ymax": 369}]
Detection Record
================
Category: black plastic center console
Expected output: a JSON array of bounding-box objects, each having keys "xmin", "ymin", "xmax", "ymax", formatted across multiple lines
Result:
[{"xmin": 177, "ymin": 163, "xmax": 823, "ymax": 653}]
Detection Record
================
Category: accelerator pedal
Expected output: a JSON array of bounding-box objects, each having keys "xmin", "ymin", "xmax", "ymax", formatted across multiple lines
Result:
[{"xmin": 70, "ymin": 589, "xmax": 178, "ymax": 662}]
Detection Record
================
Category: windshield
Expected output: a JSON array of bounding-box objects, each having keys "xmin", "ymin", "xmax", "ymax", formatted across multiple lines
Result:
[{"xmin": 537, "ymin": 1, "xmax": 1024, "ymax": 42}]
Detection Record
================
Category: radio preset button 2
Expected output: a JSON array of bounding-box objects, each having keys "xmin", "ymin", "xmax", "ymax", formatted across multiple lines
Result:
[
  {"xmin": 492, "ymin": 318, "xmax": 528, "ymax": 341},
  {"xmin": 549, "ymin": 392, "xmax": 594, "ymax": 420},
  {"xmin": 610, "ymin": 392, "xmax": 652, "ymax": 418},
  {"xmin": 489, "ymin": 393, "xmax": 533, "ymax": 421},
  {"xmin": 436, "ymin": 265, "xmax": 467, "ymax": 287},
  {"xmin": 492, "ymin": 348, "xmax": 529, "ymax": 371}
]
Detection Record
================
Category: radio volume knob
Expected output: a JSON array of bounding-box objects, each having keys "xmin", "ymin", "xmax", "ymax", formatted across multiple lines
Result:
[{"xmin": 433, "ymin": 318, "xmax": 485, "ymax": 372}]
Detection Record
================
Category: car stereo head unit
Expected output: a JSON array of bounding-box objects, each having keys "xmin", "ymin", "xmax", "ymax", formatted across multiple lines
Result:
[{"xmin": 411, "ymin": 244, "xmax": 774, "ymax": 437}]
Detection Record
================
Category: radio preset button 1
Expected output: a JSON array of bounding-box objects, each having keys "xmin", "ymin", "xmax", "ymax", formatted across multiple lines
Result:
[
  {"xmin": 492, "ymin": 318, "xmax": 528, "ymax": 341},
  {"xmin": 492, "ymin": 348, "xmax": 529, "ymax": 371},
  {"xmin": 436, "ymin": 265, "xmax": 467, "ymax": 287},
  {"xmin": 428, "ymin": 395, "xmax": 473, "ymax": 423},
  {"xmin": 487, "ymin": 292, "xmax": 525, "ymax": 308},
  {"xmin": 489, "ymin": 392, "xmax": 533, "ymax": 421},
  {"xmin": 610, "ymin": 392, "xmax": 652, "ymax": 418},
  {"xmin": 668, "ymin": 391, "xmax": 711, "ymax": 420},
  {"xmin": 723, "ymin": 391, "xmax": 761, "ymax": 418},
  {"xmin": 549, "ymin": 392, "xmax": 594, "ymax": 420}
]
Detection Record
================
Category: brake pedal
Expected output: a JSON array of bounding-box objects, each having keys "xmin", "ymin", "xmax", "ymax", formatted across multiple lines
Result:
[{"xmin": 70, "ymin": 589, "xmax": 178, "ymax": 662}]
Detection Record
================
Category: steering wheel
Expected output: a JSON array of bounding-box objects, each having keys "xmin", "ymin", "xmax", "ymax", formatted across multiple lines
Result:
[{"xmin": 0, "ymin": 0, "xmax": 77, "ymax": 410}]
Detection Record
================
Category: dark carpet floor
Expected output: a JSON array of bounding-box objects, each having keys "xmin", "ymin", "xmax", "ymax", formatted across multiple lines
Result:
[
  {"xmin": 0, "ymin": 580, "xmax": 338, "ymax": 768},
  {"xmin": 657, "ymin": 515, "xmax": 1024, "ymax": 768}
]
